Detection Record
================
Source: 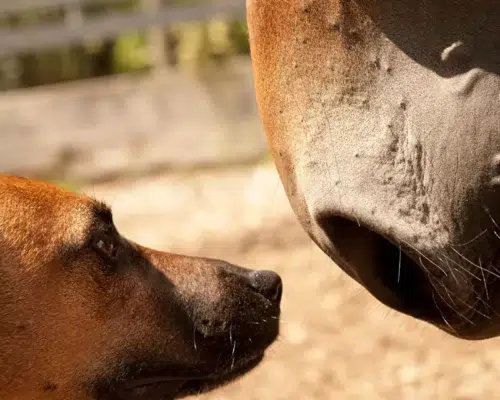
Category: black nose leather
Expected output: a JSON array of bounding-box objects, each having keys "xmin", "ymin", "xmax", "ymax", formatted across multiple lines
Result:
[{"xmin": 249, "ymin": 270, "xmax": 283, "ymax": 302}]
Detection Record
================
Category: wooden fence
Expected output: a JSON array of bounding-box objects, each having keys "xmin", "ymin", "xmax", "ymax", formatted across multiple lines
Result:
[{"xmin": 0, "ymin": 0, "xmax": 246, "ymax": 64}]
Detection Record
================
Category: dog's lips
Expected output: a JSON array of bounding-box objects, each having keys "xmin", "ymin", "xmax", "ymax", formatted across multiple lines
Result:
[
  {"xmin": 121, "ymin": 352, "xmax": 265, "ymax": 399},
  {"xmin": 175, "ymin": 352, "xmax": 264, "ymax": 398},
  {"xmin": 101, "ymin": 305, "xmax": 280, "ymax": 399},
  {"xmin": 99, "ymin": 314, "xmax": 280, "ymax": 400}
]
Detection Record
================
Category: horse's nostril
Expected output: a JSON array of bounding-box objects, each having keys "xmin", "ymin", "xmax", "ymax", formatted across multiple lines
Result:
[
  {"xmin": 317, "ymin": 215, "xmax": 440, "ymax": 322},
  {"xmin": 249, "ymin": 270, "xmax": 283, "ymax": 302}
]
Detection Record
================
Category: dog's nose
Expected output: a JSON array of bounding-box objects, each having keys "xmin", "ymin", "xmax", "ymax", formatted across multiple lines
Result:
[{"xmin": 249, "ymin": 270, "xmax": 283, "ymax": 302}]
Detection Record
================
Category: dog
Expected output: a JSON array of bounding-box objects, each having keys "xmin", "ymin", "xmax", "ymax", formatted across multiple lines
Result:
[{"xmin": 0, "ymin": 174, "xmax": 282, "ymax": 399}]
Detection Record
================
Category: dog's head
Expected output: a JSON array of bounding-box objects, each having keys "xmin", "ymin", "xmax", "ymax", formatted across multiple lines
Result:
[{"xmin": 0, "ymin": 175, "xmax": 282, "ymax": 399}]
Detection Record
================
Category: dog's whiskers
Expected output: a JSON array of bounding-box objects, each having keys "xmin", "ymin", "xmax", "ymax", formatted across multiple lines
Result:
[
  {"xmin": 230, "ymin": 340, "xmax": 237, "ymax": 371},
  {"xmin": 193, "ymin": 327, "xmax": 197, "ymax": 352}
]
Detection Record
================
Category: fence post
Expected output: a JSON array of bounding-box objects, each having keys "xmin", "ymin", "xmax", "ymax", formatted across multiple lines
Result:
[
  {"xmin": 64, "ymin": 0, "xmax": 84, "ymax": 29},
  {"xmin": 62, "ymin": 0, "xmax": 85, "ymax": 81},
  {"xmin": 141, "ymin": 0, "xmax": 167, "ymax": 71}
]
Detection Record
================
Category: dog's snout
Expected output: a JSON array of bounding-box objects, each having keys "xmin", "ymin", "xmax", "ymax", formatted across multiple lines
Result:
[{"xmin": 249, "ymin": 270, "xmax": 283, "ymax": 302}]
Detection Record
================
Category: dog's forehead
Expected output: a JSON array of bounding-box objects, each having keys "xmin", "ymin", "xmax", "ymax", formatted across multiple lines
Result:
[{"xmin": 0, "ymin": 176, "xmax": 98, "ymax": 253}]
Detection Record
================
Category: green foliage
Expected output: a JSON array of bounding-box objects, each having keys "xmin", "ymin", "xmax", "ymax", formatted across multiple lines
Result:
[
  {"xmin": 50, "ymin": 180, "xmax": 81, "ymax": 193},
  {"xmin": 111, "ymin": 33, "xmax": 150, "ymax": 73},
  {"xmin": 0, "ymin": 0, "xmax": 251, "ymax": 90},
  {"xmin": 228, "ymin": 20, "xmax": 250, "ymax": 55},
  {"xmin": 172, "ymin": 18, "xmax": 250, "ymax": 73}
]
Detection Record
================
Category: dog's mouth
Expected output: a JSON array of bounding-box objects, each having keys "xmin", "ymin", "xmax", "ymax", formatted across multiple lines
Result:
[
  {"xmin": 177, "ymin": 352, "xmax": 263, "ymax": 398},
  {"xmin": 93, "ymin": 298, "xmax": 280, "ymax": 399},
  {"xmin": 102, "ymin": 352, "xmax": 264, "ymax": 400}
]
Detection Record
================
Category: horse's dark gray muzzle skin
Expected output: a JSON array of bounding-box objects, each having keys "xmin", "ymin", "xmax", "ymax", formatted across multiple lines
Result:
[{"xmin": 248, "ymin": 0, "xmax": 500, "ymax": 339}]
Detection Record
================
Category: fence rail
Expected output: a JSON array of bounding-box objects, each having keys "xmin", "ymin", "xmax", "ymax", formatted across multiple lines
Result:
[
  {"xmin": 0, "ymin": 0, "xmax": 246, "ymax": 57},
  {"xmin": 0, "ymin": 0, "xmax": 124, "ymax": 14}
]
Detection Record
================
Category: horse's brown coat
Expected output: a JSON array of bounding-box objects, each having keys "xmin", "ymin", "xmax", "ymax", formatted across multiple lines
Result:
[{"xmin": 248, "ymin": 0, "xmax": 500, "ymax": 339}]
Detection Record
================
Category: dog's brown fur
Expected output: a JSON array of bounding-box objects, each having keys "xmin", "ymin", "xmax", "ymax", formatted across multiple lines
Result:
[{"xmin": 0, "ymin": 174, "xmax": 282, "ymax": 399}]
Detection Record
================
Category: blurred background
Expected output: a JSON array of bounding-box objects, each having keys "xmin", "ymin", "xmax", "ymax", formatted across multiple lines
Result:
[{"xmin": 1, "ymin": 1, "xmax": 500, "ymax": 399}]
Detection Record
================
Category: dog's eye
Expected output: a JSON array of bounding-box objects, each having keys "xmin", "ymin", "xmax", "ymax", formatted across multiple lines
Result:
[{"xmin": 92, "ymin": 234, "xmax": 118, "ymax": 259}]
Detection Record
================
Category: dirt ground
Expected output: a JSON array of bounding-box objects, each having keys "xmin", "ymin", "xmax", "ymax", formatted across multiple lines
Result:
[{"xmin": 88, "ymin": 162, "xmax": 500, "ymax": 400}]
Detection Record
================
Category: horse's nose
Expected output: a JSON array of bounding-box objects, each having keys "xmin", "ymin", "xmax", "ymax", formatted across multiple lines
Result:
[
  {"xmin": 248, "ymin": 270, "xmax": 283, "ymax": 302},
  {"xmin": 316, "ymin": 215, "xmax": 438, "ymax": 322}
]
